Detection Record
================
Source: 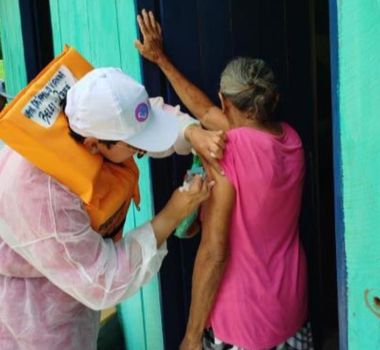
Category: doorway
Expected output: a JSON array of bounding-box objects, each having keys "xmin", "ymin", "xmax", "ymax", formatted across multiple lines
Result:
[{"xmin": 138, "ymin": 0, "xmax": 338, "ymax": 349}]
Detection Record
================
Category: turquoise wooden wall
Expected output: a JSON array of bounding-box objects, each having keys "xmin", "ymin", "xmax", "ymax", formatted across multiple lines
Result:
[
  {"xmin": 49, "ymin": 1, "xmax": 164, "ymax": 349},
  {"xmin": 0, "ymin": 0, "xmax": 27, "ymax": 95},
  {"xmin": 0, "ymin": 0, "xmax": 27, "ymax": 150},
  {"xmin": 330, "ymin": 0, "xmax": 380, "ymax": 348}
]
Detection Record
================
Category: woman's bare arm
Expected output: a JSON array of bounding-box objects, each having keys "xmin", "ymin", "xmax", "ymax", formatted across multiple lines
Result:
[{"xmin": 180, "ymin": 166, "xmax": 235, "ymax": 350}]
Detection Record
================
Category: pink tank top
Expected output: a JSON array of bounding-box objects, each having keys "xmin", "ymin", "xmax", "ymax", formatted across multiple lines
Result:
[{"xmin": 209, "ymin": 123, "xmax": 308, "ymax": 349}]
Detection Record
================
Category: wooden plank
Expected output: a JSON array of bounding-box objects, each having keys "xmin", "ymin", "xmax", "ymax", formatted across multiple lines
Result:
[
  {"xmin": 330, "ymin": 0, "xmax": 380, "ymax": 348},
  {"xmin": 50, "ymin": 0, "xmax": 92, "ymax": 58},
  {"xmin": 0, "ymin": 0, "xmax": 27, "ymax": 95},
  {"xmin": 119, "ymin": 157, "xmax": 164, "ymax": 350},
  {"xmin": 86, "ymin": 0, "xmax": 121, "ymax": 67},
  {"xmin": 160, "ymin": 0, "xmax": 202, "ymax": 107},
  {"xmin": 115, "ymin": 1, "xmax": 164, "ymax": 348},
  {"xmin": 196, "ymin": 0, "xmax": 232, "ymax": 103},
  {"xmin": 48, "ymin": 0, "xmax": 63, "ymax": 54},
  {"xmin": 116, "ymin": 0, "xmax": 144, "ymax": 81},
  {"xmin": 0, "ymin": 60, "xmax": 4, "ymax": 79},
  {"xmin": 229, "ymin": 0, "xmax": 261, "ymax": 58},
  {"xmin": 117, "ymin": 291, "xmax": 146, "ymax": 350},
  {"xmin": 258, "ymin": 0, "xmax": 287, "ymax": 93},
  {"xmin": 135, "ymin": 0, "xmax": 163, "ymax": 98},
  {"xmin": 153, "ymin": 2, "xmax": 202, "ymax": 347},
  {"xmin": 18, "ymin": 0, "xmax": 54, "ymax": 81},
  {"xmin": 48, "ymin": 1, "xmax": 164, "ymax": 349},
  {"xmin": 329, "ymin": 1, "xmax": 347, "ymax": 349}
]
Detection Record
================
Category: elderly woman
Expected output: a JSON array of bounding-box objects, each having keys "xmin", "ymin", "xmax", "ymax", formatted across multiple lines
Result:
[{"xmin": 136, "ymin": 10, "xmax": 313, "ymax": 350}]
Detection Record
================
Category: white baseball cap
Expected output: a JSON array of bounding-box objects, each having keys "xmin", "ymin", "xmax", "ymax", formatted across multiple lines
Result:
[{"xmin": 65, "ymin": 68, "xmax": 179, "ymax": 152}]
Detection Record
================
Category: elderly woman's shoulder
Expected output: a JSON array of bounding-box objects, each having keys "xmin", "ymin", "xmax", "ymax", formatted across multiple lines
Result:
[{"xmin": 224, "ymin": 124, "xmax": 303, "ymax": 154}]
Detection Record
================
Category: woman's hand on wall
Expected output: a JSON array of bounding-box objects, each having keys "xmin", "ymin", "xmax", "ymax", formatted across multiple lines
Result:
[{"xmin": 135, "ymin": 9, "xmax": 165, "ymax": 64}]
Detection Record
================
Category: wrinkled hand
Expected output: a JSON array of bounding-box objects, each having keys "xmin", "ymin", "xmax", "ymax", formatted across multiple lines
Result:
[
  {"xmin": 167, "ymin": 175, "xmax": 214, "ymax": 221},
  {"xmin": 186, "ymin": 125, "xmax": 227, "ymax": 175},
  {"xmin": 135, "ymin": 9, "xmax": 164, "ymax": 64}
]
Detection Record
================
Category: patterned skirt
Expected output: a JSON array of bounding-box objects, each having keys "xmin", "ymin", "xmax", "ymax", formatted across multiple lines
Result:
[{"xmin": 203, "ymin": 322, "xmax": 314, "ymax": 350}]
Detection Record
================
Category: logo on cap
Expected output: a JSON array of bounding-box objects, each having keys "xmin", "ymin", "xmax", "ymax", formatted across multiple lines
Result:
[{"xmin": 135, "ymin": 102, "xmax": 149, "ymax": 122}]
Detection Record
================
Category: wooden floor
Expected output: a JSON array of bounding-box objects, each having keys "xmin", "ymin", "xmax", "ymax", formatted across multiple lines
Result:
[
  {"xmin": 98, "ymin": 309, "xmax": 125, "ymax": 350},
  {"xmin": 100, "ymin": 307, "xmax": 116, "ymax": 322}
]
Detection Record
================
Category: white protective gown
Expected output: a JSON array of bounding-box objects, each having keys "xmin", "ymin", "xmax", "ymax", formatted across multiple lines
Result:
[{"xmin": 0, "ymin": 98, "xmax": 196, "ymax": 349}]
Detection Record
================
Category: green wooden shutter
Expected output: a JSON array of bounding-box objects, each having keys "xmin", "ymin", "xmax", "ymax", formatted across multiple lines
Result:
[
  {"xmin": 49, "ymin": 1, "xmax": 164, "ymax": 349},
  {"xmin": 0, "ymin": 0, "xmax": 27, "ymax": 95},
  {"xmin": 330, "ymin": 0, "xmax": 380, "ymax": 348}
]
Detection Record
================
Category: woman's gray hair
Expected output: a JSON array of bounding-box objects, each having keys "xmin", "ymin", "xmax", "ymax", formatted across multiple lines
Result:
[{"xmin": 220, "ymin": 58, "xmax": 278, "ymax": 121}]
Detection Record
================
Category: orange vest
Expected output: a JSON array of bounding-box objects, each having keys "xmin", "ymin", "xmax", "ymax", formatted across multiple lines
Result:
[{"xmin": 0, "ymin": 46, "xmax": 140, "ymax": 240}]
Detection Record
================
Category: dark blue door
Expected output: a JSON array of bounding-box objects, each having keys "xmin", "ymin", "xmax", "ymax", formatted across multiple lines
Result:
[{"xmin": 135, "ymin": 1, "xmax": 336, "ymax": 349}]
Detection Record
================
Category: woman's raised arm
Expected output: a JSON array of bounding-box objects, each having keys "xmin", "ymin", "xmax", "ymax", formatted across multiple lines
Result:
[{"xmin": 135, "ymin": 9, "xmax": 229, "ymax": 131}]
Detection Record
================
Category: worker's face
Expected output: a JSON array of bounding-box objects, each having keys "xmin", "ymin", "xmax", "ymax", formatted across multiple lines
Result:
[
  {"xmin": 98, "ymin": 141, "xmax": 144, "ymax": 163},
  {"xmin": 83, "ymin": 138, "xmax": 146, "ymax": 163}
]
